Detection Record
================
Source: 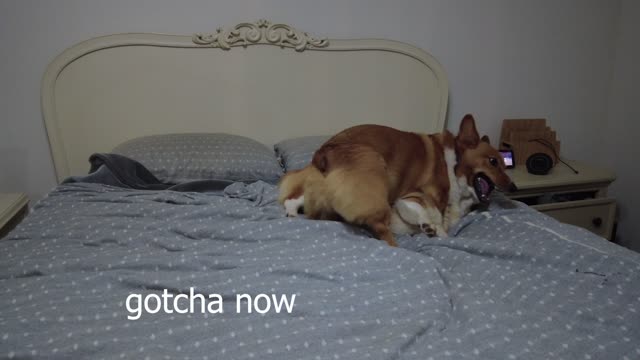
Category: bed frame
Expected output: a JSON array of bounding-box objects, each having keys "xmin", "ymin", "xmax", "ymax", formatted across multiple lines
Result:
[{"xmin": 42, "ymin": 19, "xmax": 449, "ymax": 183}]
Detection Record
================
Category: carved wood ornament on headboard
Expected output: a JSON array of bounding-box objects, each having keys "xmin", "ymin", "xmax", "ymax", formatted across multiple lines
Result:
[{"xmin": 193, "ymin": 19, "xmax": 329, "ymax": 51}]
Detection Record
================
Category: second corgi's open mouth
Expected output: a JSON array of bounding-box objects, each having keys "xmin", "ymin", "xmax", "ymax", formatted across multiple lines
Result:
[{"xmin": 473, "ymin": 173, "xmax": 495, "ymax": 203}]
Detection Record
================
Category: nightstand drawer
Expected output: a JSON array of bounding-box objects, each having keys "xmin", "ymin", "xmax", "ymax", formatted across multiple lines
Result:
[{"xmin": 532, "ymin": 198, "xmax": 616, "ymax": 240}]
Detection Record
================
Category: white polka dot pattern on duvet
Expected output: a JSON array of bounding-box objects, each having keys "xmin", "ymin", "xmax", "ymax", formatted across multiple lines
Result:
[
  {"xmin": 1, "ymin": 184, "xmax": 639, "ymax": 359},
  {"xmin": 113, "ymin": 133, "xmax": 283, "ymax": 183}
]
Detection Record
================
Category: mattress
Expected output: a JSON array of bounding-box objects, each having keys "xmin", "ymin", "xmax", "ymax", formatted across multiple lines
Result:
[{"xmin": 1, "ymin": 181, "xmax": 639, "ymax": 359}]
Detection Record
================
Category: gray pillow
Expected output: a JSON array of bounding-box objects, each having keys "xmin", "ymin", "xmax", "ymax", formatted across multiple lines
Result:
[
  {"xmin": 113, "ymin": 133, "xmax": 283, "ymax": 184},
  {"xmin": 274, "ymin": 135, "xmax": 330, "ymax": 172}
]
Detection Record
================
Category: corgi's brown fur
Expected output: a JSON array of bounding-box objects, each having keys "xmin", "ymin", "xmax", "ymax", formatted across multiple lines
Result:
[{"xmin": 278, "ymin": 115, "xmax": 515, "ymax": 246}]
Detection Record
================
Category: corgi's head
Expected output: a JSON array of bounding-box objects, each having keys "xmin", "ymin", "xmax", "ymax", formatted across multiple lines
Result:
[{"xmin": 455, "ymin": 114, "xmax": 517, "ymax": 202}]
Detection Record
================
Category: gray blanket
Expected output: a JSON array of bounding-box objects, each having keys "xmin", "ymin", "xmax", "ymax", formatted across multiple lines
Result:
[
  {"xmin": 64, "ymin": 153, "xmax": 236, "ymax": 192},
  {"xmin": 1, "ymin": 181, "xmax": 639, "ymax": 359}
]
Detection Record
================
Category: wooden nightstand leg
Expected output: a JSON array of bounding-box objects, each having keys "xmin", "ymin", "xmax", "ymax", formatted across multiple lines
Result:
[{"xmin": 0, "ymin": 204, "xmax": 28, "ymax": 239}]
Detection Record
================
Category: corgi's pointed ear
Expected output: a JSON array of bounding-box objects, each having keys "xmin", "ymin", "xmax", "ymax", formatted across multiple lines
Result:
[
  {"xmin": 457, "ymin": 114, "xmax": 480, "ymax": 149},
  {"xmin": 481, "ymin": 135, "xmax": 490, "ymax": 144}
]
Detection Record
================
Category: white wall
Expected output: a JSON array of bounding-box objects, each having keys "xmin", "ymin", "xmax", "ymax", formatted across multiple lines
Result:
[
  {"xmin": 600, "ymin": 0, "xmax": 640, "ymax": 251},
  {"xmin": 0, "ymin": 0, "xmax": 621, "ymax": 202}
]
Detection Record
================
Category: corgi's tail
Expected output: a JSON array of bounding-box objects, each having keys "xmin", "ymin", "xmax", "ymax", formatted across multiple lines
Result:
[{"xmin": 278, "ymin": 165, "xmax": 316, "ymax": 204}]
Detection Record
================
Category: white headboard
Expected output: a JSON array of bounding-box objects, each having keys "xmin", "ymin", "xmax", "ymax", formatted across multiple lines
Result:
[{"xmin": 42, "ymin": 20, "xmax": 449, "ymax": 182}]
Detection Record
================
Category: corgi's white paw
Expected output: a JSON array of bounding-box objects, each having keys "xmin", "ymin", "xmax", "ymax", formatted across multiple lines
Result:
[
  {"xmin": 284, "ymin": 196, "xmax": 304, "ymax": 217},
  {"xmin": 419, "ymin": 223, "xmax": 436, "ymax": 237},
  {"xmin": 419, "ymin": 222, "xmax": 447, "ymax": 237}
]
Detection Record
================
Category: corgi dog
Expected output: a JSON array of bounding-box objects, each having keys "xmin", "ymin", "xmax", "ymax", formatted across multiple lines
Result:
[
  {"xmin": 390, "ymin": 117, "xmax": 517, "ymax": 236},
  {"xmin": 278, "ymin": 115, "xmax": 515, "ymax": 246}
]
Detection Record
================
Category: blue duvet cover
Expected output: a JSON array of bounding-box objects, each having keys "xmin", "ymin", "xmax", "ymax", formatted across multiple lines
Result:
[{"xmin": 1, "ymin": 181, "xmax": 639, "ymax": 359}]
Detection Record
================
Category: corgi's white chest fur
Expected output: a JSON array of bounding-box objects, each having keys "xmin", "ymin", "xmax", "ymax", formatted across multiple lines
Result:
[{"xmin": 445, "ymin": 146, "xmax": 478, "ymax": 229}]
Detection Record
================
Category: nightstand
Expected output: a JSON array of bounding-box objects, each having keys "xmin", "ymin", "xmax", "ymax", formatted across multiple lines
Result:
[
  {"xmin": 0, "ymin": 193, "xmax": 29, "ymax": 239},
  {"xmin": 506, "ymin": 161, "xmax": 616, "ymax": 240}
]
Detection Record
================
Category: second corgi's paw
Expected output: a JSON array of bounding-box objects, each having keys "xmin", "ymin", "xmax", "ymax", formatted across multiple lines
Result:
[
  {"xmin": 419, "ymin": 223, "xmax": 447, "ymax": 237},
  {"xmin": 284, "ymin": 196, "xmax": 304, "ymax": 217},
  {"xmin": 419, "ymin": 223, "xmax": 436, "ymax": 237}
]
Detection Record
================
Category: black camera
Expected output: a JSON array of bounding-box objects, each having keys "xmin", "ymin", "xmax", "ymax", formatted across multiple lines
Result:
[{"xmin": 526, "ymin": 153, "xmax": 554, "ymax": 175}]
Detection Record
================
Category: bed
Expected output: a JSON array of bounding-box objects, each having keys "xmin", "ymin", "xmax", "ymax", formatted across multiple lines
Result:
[{"xmin": 2, "ymin": 20, "xmax": 639, "ymax": 359}]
